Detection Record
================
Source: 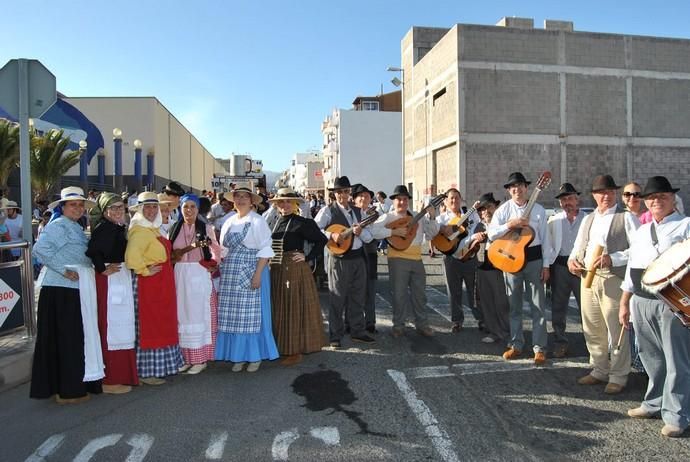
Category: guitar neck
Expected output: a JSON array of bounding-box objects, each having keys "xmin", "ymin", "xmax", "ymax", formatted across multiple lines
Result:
[
  {"xmin": 521, "ymin": 188, "xmax": 541, "ymax": 220},
  {"xmin": 341, "ymin": 211, "xmax": 379, "ymax": 239},
  {"xmin": 455, "ymin": 206, "xmax": 477, "ymax": 227}
]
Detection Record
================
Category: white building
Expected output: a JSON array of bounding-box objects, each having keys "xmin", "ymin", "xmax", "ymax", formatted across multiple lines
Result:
[
  {"xmin": 289, "ymin": 152, "xmax": 324, "ymax": 195},
  {"xmin": 321, "ymin": 91, "xmax": 401, "ymax": 196}
]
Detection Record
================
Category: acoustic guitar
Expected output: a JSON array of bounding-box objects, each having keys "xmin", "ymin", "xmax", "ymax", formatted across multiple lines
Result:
[
  {"xmin": 386, "ymin": 194, "xmax": 446, "ymax": 251},
  {"xmin": 431, "ymin": 200, "xmax": 480, "ymax": 256},
  {"xmin": 171, "ymin": 234, "xmax": 212, "ymax": 264},
  {"xmin": 326, "ymin": 207, "xmax": 379, "ymax": 256},
  {"xmin": 487, "ymin": 172, "xmax": 552, "ymax": 273}
]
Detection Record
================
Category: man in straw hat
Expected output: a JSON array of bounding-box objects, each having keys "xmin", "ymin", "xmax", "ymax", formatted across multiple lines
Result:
[
  {"xmin": 547, "ymin": 183, "xmax": 586, "ymax": 358},
  {"xmin": 568, "ymin": 174, "xmax": 639, "ymax": 394},
  {"xmin": 314, "ymin": 176, "xmax": 376, "ymax": 347},
  {"xmin": 488, "ymin": 172, "xmax": 553, "ymax": 365},
  {"xmin": 619, "ymin": 176, "xmax": 690, "ymax": 437}
]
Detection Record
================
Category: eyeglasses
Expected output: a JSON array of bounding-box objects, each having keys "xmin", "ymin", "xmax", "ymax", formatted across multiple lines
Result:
[
  {"xmin": 107, "ymin": 205, "xmax": 125, "ymax": 211},
  {"xmin": 622, "ymin": 192, "xmax": 641, "ymax": 198}
]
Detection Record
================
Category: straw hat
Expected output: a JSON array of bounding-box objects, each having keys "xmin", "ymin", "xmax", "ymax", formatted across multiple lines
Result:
[
  {"xmin": 268, "ymin": 187, "xmax": 304, "ymax": 203},
  {"xmin": 0, "ymin": 199, "xmax": 20, "ymax": 210},
  {"xmin": 48, "ymin": 186, "xmax": 96, "ymax": 210},
  {"xmin": 129, "ymin": 191, "xmax": 160, "ymax": 211},
  {"xmin": 157, "ymin": 192, "xmax": 174, "ymax": 204},
  {"xmin": 226, "ymin": 187, "xmax": 263, "ymax": 205}
]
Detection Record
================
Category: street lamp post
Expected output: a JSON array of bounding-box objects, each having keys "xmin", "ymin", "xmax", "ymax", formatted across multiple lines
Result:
[
  {"xmin": 78, "ymin": 139, "xmax": 88, "ymax": 193},
  {"xmin": 97, "ymin": 150, "xmax": 106, "ymax": 186},
  {"xmin": 146, "ymin": 150, "xmax": 155, "ymax": 191},
  {"xmin": 113, "ymin": 128, "xmax": 123, "ymax": 193},
  {"xmin": 133, "ymin": 139, "xmax": 143, "ymax": 191},
  {"xmin": 387, "ymin": 66, "xmax": 405, "ymax": 185}
]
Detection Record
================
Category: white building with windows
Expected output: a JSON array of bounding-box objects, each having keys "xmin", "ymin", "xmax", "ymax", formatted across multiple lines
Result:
[
  {"xmin": 321, "ymin": 91, "xmax": 402, "ymax": 196},
  {"xmin": 288, "ymin": 152, "xmax": 324, "ymax": 195}
]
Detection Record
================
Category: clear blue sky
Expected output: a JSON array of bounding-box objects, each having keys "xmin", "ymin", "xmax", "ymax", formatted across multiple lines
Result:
[{"xmin": 2, "ymin": 0, "xmax": 689, "ymax": 172}]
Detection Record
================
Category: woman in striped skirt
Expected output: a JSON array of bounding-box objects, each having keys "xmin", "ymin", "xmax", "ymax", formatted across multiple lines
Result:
[{"xmin": 125, "ymin": 192, "xmax": 183, "ymax": 385}]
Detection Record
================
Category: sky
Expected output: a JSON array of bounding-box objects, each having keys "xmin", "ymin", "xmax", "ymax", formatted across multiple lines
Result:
[{"xmin": 2, "ymin": 0, "xmax": 690, "ymax": 172}]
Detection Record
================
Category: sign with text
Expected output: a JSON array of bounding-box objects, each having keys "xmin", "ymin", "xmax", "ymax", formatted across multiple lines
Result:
[{"xmin": 0, "ymin": 265, "xmax": 23, "ymax": 332}]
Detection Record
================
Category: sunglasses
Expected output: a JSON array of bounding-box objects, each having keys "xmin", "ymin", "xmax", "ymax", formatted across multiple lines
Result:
[{"xmin": 622, "ymin": 192, "xmax": 641, "ymax": 198}]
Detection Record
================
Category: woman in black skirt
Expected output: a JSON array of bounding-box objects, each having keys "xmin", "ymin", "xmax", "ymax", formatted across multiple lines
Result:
[{"xmin": 31, "ymin": 186, "xmax": 102, "ymax": 403}]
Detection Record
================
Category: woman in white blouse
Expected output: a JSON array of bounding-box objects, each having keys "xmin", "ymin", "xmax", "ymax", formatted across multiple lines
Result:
[{"xmin": 216, "ymin": 187, "xmax": 279, "ymax": 372}]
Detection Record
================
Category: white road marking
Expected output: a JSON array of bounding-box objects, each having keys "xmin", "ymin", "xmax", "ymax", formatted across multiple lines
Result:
[
  {"xmin": 308, "ymin": 426, "xmax": 340, "ymax": 446},
  {"xmin": 376, "ymin": 293, "xmax": 391, "ymax": 309},
  {"xmin": 406, "ymin": 357, "xmax": 589, "ymax": 379},
  {"xmin": 73, "ymin": 434, "xmax": 122, "ymax": 462},
  {"xmin": 387, "ymin": 369, "xmax": 460, "ymax": 462},
  {"xmin": 271, "ymin": 429, "xmax": 299, "ymax": 461},
  {"xmin": 124, "ymin": 434, "xmax": 154, "ymax": 462},
  {"xmin": 205, "ymin": 431, "xmax": 228, "ymax": 460},
  {"xmin": 24, "ymin": 434, "xmax": 65, "ymax": 462}
]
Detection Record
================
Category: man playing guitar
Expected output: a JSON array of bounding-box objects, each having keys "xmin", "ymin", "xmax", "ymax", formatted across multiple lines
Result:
[
  {"xmin": 488, "ymin": 172, "xmax": 552, "ymax": 365},
  {"xmin": 371, "ymin": 185, "xmax": 440, "ymax": 338}
]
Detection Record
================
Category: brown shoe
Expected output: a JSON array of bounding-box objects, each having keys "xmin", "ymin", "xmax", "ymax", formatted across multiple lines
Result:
[
  {"xmin": 55, "ymin": 394, "xmax": 91, "ymax": 404},
  {"xmin": 577, "ymin": 374, "xmax": 605, "ymax": 385},
  {"xmin": 451, "ymin": 322, "xmax": 462, "ymax": 333},
  {"xmin": 627, "ymin": 407, "xmax": 656, "ymax": 419},
  {"xmin": 102, "ymin": 384, "xmax": 132, "ymax": 395},
  {"xmin": 140, "ymin": 377, "xmax": 166, "ymax": 386},
  {"xmin": 534, "ymin": 351, "xmax": 546, "ymax": 365},
  {"xmin": 552, "ymin": 345, "xmax": 568, "ymax": 358},
  {"xmin": 604, "ymin": 383, "xmax": 625, "ymax": 394},
  {"xmin": 391, "ymin": 327, "xmax": 404, "ymax": 338},
  {"xmin": 502, "ymin": 347, "xmax": 522, "ymax": 360},
  {"xmin": 416, "ymin": 326, "xmax": 434, "ymax": 337},
  {"xmin": 280, "ymin": 354, "xmax": 303, "ymax": 366}
]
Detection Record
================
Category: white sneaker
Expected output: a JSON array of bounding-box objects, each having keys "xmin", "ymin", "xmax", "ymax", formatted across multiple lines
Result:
[
  {"xmin": 178, "ymin": 364, "xmax": 192, "ymax": 373},
  {"xmin": 481, "ymin": 335, "xmax": 496, "ymax": 343},
  {"xmin": 187, "ymin": 363, "xmax": 207, "ymax": 375},
  {"xmin": 231, "ymin": 362, "xmax": 246, "ymax": 372},
  {"xmin": 246, "ymin": 361, "xmax": 262, "ymax": 372}
]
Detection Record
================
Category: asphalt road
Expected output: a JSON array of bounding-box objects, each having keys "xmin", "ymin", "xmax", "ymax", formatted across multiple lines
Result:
[{"xmin": 3, "ymin": 256, "xmax": 690, "ymax": 461}]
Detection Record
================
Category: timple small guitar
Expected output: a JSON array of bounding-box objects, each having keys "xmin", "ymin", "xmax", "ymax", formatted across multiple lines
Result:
[
  {"xmin": 326, "ymin": 208, "xmax": 379, "ymax": 256},
  {"xmin": 431, "ymin": 200, "xmax": 480, "ymax": 256},
  {"xmin": 487, "ymin": 172, "xmax": 552, "ymax": 273},
  {"xmin": 386, "ymin": 194, "xmax": 446, "ymax": 251}
]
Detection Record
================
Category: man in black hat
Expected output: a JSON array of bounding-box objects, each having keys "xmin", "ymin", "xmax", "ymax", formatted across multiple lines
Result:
[
  {"xmin": 471, "ymin": 193, "xmax": 510, "ymax": 344},
  {"xmin": 314, "ymin": 176, "xmax": 375, "ymax": 347},
  {"xmin": 164, "ymin": 181, "xmax": 185, "ymax": 222},
  {"xmin": 568, "ymin": 174, "xmax": 639, "ymax": 394},
  {"xmin": 488, "ymin": 172, "xmax": 553, "ymax": 365},
  {"xmin": 546, "ymin": 183, "xmax": 586, "ymax": 358},
  {"xmin": 351, "ymin": 183, "xmax": 379, "ymax": 333},
  {"xmin": 371, "ymin": 184, "xmax": 440, "ymax": 337},
  {"xmin": 619, "ymin": 176, "xmax": 690, "ymax": 438},
  {"xmin": 435, "ymin": 188, "xmax": 482, "ymax": 333}
]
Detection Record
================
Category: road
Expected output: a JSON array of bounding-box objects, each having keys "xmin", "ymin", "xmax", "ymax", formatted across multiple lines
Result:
[{"xmin": 3, "ymin": 256, "xmax": 689, "ymax": 461}]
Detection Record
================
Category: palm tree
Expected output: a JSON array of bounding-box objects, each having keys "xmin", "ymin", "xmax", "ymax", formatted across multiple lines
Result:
[
  {"xmin": 0, "ymin": 120, "xmax": 20, "ymax": 192},
  {"xmin": 30, "ymin": 129, "xmax": 81, "ymax": 203}
]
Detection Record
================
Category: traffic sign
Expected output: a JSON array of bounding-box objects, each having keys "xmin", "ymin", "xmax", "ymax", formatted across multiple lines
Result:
[{"xmin": 0, "ymin": 59, "xmax": 57, "ymax": 118}]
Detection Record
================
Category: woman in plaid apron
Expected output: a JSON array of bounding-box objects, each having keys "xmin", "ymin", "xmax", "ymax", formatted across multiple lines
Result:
[{"xmin": 216, "ymin": 188, "xmax": 279, "ymax": 372}]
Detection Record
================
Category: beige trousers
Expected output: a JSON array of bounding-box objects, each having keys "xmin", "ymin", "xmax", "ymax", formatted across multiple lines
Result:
[{"xmin": 580, "ymin": 271, "xmax": 630, "ymax": 385}]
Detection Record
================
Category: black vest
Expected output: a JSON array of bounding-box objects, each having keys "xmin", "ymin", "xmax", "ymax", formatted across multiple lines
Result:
[{"xmin": 328, "ymin": 203, "xmax": 363, "ymax": 258}]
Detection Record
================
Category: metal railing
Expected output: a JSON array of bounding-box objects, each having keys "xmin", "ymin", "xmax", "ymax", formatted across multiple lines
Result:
[{"xmin": 0, "ymin": 241, "xmax": 36, "ymax": 337}]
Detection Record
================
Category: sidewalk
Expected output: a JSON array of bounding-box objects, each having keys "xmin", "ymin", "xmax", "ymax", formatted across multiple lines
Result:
[{"xmin": 0, "ymin": 328, "xmax": 34, "ymax": 393}]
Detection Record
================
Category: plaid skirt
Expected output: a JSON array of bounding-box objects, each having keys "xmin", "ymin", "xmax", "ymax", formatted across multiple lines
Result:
[
  {"xmin": 133, "ymin": 274, "xmax": 183, "ymax": 377},
  {"xmin": 270, "ymin": 253, "xmax": 326, "ymax": 355}
]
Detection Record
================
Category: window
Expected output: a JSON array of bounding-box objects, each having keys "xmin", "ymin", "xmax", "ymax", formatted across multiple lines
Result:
[
  {"xmin": 361, "ymin": 101, "xmax": 379, "ymax": 111},
  {"xmin": 432, "ymin": 87, "xmax": 446, "ymax": 106}
]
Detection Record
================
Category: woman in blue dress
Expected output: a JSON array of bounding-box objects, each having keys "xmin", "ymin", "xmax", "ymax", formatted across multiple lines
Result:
[{"xmin": 216, "ymin": 187, "xmax": 278, "ymax": 372}]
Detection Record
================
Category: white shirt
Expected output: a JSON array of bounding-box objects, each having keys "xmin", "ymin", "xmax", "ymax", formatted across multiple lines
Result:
[
  {"xmin": 621, "ymin": 212, "xmax": 690, "ymax": 293},
  {"xmin": 568, "ymin": 205, "xmax": 639, "ymax": 268},
  {"xmin": 219, "ymin": 211, "xmax": 274, "ymax": 259},
  {"xmin": 314, "ymin": 203, "xmax": 373, "ymax": 250},
  {"xmin": 488, "ymin": 200, "xmax": 552, "ymax": 268},
  {"xmin": 547, "ymin": 210, "xmax": 586, "ymax": 264}
]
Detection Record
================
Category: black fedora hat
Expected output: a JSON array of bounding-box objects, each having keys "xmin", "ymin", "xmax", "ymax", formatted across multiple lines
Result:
[
  {"xmin": 640, "ymin": 176, "xmax": 680, "ymax": 198},
  {"xmin": 590, "ymin": 175, "xmax": 621, "ymax": 193},
  {"xmin": 555, "ymin": 182, "xmax": 581, "ymax": 199},
  {"xmin": 328, "ymin": 176, "xmax": 352, "ymax": 191},
  {"xmin": 351, "ymin": 183, "xmax": 374, "ymax": 199},
  {"xmin": 163, "ymin": 181, "xmax": 185, "ymax": 197},
  {"xmin": 476, "ymin": 192, "xmax": 500, "ymax": 210},
  {"xmin": 503, "ymin": 172, "xmax": 531, "ymax": 189},
  {"xmin": 390, "ymin": 185, "xmax": 412, "ymax": 199}
]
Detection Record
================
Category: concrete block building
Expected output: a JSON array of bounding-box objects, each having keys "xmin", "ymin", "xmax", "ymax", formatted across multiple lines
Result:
[{"xmin": 399, "ymin": 17, "xmax": 690, "ymax": 207}]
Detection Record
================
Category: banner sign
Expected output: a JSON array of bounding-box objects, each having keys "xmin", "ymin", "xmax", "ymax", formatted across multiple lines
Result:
[{"xmin": 0, "ymin": 265, "xmax": 23, "ymax": 333}]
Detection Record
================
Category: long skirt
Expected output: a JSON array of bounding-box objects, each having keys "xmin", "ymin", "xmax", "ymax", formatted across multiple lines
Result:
[
  {"xmin": 95, "ymin": 272, "xmax": 139, "ymax": 385},
  {"xmin": 181, "ymin": 286, "xmax": 219, "ymax": 365},
  {"xmin": 270, "ymin": 255, "xmax": 326, "ymax": 355},
  {"xmin": 133, "ymin": 275, "xmax": 183, "ymax": 378},
  {"xmin": 30, "ymin": 286, "xmax": 102, "ymax": 399},
  {"xmin": 215, "ymin": 266, "xmax": 279, "ymax": 363}
]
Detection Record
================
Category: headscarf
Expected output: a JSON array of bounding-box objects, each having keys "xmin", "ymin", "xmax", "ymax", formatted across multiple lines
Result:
[
  {"xmin": 129, "ymin": 204, "xmax": 162, "ymax": 231},
  {"xmin": 89, "ymin": 192, "xmax": 122, "ymax": 228},
  {"xmin": 180, "ymin": 193, "xmax": 200, "ymax": 208}
]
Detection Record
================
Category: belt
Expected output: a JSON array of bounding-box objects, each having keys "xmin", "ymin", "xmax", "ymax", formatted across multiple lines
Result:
[
  {"xmin": 554, "ymin": 255, "xmax": 569, "ymax": 266},
  {"xmin": 526, "ymin": 245, "xmax": 543, "ymax": 262},
  {"xmin": 634, "ymin": 291, "xmax": 657, "ymax": 300}
]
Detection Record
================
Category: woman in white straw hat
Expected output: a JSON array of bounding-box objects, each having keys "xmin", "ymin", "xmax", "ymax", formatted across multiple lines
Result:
[
  {"xmin": 216, "ymin": 187, "xmax": 279, "ymax": 372},
  {"xmin": 125, "ymin": 192, "xmax": 183, "ymax": 385},
  {"xmin": 30, "ymin": 186, "xmax": 103, "ymax": 403}
]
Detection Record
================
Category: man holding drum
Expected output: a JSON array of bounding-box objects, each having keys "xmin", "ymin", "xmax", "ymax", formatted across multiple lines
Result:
[
  {"xmin": 619, "ymin": 176, "xmax": 690, "ymax": 438},
  {"xmin": 568, "ymin": 175, "xmax": 639, "ymax": 394}
]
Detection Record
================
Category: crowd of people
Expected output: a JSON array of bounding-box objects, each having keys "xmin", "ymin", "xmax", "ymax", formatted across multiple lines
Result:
[{"xmin": 9, "ymin": 170, "xmax": 689, "ymax": 439}]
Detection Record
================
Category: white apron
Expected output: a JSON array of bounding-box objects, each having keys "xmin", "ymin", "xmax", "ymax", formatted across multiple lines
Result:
[
  {"xmin": 106, "ymin": 266, "xmax": 136, "ymax": 350},
  {"xmin": 174, "ymin": 262, "xmax": 212, "ymax": 349},
  {"xmin": 65, "ymin": 264, "xmax": 105, "ymax": 381}
]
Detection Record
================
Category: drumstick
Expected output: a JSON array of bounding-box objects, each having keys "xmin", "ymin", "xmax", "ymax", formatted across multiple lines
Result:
[
  {"xmin": 613, "ymin": 326, "xmax": 627, "ymax": 356},
  {"xmin": 584, "ymin": 245, "xmax": 604, "ymax": 289}
]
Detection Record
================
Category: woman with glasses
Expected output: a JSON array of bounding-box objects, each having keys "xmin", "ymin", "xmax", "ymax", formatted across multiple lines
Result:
[
  {"xmin": 622, "ymin": 182, "xmax": 649, "ymax": 223},
  {"xmin": 86, "ymin": 193, "xmax": 138, "ymax": 394}
]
